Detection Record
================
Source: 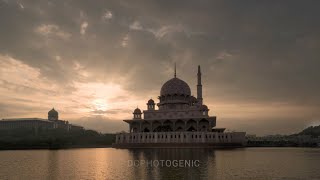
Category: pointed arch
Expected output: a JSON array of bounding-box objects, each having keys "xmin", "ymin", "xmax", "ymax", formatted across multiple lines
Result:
[
  {"xmin": 175, "ymin": 119, "xmax": 185, "ymax": 131},
  {"xmin": 186, "ymin": 119, "xmax": 197, "ymax": 131},
  {"xmin": 152, "ymin": 121, "xmax": 161, "ymax": 132},
  {"xmin": 199, "ymin": 119, "xmax": 209, "ymax": 131}
]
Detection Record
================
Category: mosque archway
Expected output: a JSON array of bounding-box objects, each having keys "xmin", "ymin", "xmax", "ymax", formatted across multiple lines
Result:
[
  {"xmin": 175, "ymin": 120, "xmax": 185, "ymax": 131},
  {"xmin": 132, "ymin": 127, "xmax": 138, "ymax": 133},
  {"xmin": 131, "ymin": 122, "xmax": 140, "ymax": 132},
  {"xmin": 142, "ymin": 121, "xmax": 151, "ymax": 132},
  {"xmin": 152, "ymin": 121, "xmax": 161, "ymax": 132},
  {"xmin": 199, "ymin": 119, "xmax": 209, "ymax": 131},
  {"xmin": 163, "ymin": 120, "xmax": 173, "ymax": 131},
  {"xmin": 186, "ymin": 119, "xmax": 197, "ymax": 131}
]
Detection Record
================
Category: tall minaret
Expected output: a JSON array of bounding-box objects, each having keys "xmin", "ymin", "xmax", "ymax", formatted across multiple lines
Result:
[
  {"xmin": 197, "ymin": 65, "xmax": 203, "ymax": 105},
  {"xmin": 174, "ymin": 63, "xmax": 177, "ymax": 78}
]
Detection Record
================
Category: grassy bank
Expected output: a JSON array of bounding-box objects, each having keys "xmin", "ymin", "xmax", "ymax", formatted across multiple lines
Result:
[{"xmin": 0, "ymin": 128, "xmax": 115, "ymax": 150}]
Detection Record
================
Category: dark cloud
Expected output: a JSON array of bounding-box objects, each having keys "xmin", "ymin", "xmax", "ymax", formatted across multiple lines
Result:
[
  {"xmin": 1, "ymin": 0, "xmax": 320, "ymax": 135},
  {"xmin": 91, "ymin": 108, "xmax": 131, "ymax": 115}
]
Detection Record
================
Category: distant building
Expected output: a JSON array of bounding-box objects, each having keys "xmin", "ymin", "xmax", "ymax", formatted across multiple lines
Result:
[
  {"xmin": 113, "ymin": 65, "xmax": 246, "ymax": 148},
  {"xmin": 0, "ymin": 108, "xmax": 83, "ymax": 131}
]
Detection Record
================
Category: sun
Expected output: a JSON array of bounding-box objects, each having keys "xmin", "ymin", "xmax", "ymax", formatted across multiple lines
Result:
[{"xmin": 92, "ymin": 98, "xmax": 108, "ymax": 111}]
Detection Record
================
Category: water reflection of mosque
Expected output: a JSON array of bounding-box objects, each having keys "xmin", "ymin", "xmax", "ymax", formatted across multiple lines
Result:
[{"xmin": 127, "ymin": 148, "xmax": 218, "ymax": 180}]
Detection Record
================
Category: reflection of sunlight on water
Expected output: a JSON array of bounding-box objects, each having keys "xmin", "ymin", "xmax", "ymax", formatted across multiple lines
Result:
[
  {"xmin": 126, "ymin": 148, "xmax": 216, "ymax": 179},
  {"xmin": 1, "ymin": 148, "xmax": 320, "ymax": 179}
]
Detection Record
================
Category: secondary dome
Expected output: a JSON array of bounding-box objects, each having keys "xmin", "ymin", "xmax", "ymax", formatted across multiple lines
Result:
[
  {"xmin": 48, "ymin": 108, "xmax": 58, "ymax": 116},
  {"xmin": 160, "ymin": 77, "xmax": 191, "ymax": 96},
  {"xmin": 133, "ymin": 108, "xmax": 142, "ymax": 114},
  {"xmin": 200, "ymin": 105, "xmax": 208, "ymax": 110},
  {"xmin": 147, "ymin": 99, "xmax": 155, "ymax": 104}
]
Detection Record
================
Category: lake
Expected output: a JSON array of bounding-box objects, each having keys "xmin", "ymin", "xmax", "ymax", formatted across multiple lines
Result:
[{"xmin": 0, "ymin": 148, "xmax": 319, "ymax": 179}]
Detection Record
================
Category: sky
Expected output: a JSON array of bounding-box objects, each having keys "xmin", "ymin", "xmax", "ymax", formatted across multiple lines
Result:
[{"xmin": 0, "ymin": 0, "xmax": 320, "ymax": 135}]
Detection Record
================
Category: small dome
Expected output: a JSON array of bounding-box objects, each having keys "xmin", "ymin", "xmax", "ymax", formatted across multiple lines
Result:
[
  {"xmin": 200, "ymin": 105, "xmax": 208, "ymax": 110},
  {"xmin": 147, "ymin": 99, "xmax": 155, "ymax": 104},
  {"xmin": 48, "ymin": 108, "xmax": 58, "ymax": 115},
  {"xmin": 190, "ymin": 96, "xmax": 197, "ymax": 102},
  {"xmin": 160, "ymin": 77, "xmax": 191, "ymax": 96},
  {"xmin": 133, "ymin": 108, "xmax": 142, "ymax": 114}
]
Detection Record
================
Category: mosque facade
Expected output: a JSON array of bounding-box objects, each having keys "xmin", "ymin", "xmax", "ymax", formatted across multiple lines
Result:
[
  {"xmin": 0, "ymin": 108, "xmax": 83, "ymax": 131},
  {"xmin": 113, "ymin": 65, "xmax": 246, "ymax": 148}
]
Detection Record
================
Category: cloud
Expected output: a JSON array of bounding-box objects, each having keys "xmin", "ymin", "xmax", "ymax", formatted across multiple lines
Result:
[
  {"xmin": 80, "ymin": 21, "xmax": 88, "ymax": 35},
  {"xmin": 129, "ymin": 21, "xmax": 143, "ymax": 31},
  {"xmin": 150, "ymin": 25, "xmax": 185, "ymax": 39},
  {"xmin": 102, "ymin": 10, "xmax": 113, "ymax": 21},
  {"xmin": 17, "ymin": 2, "xmax": 24, "ymax": 9},
  {"xmin": 216, "ymin": 51, "xmax": 233, "ymax": 60},
  {"xmin": 91, "ymin": 108, "xmax": 131, "ymax": 115},
  {"xmin": 129, "ymin": 21, "xmax": 192, "ymax": 40},
  {"xmin": 121, "ymin": 34, "xmax": 129, "ymax": 47},
  {"xmin": 35, "ymin": 24, "xmax": 71, "ymax": 39}
]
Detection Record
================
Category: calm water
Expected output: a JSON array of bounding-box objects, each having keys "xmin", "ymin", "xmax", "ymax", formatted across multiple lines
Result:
[{"xmin": 0, "ymin": 148, "xmax": 319, "ymax": 180}]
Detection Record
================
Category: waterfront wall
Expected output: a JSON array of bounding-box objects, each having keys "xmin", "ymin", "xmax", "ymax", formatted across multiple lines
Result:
[{"xmin": 114, "ymin": 132, "xmax": 246, "ymax": 147}]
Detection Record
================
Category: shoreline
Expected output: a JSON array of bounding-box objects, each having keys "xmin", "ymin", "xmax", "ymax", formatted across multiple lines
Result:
[
  {"xmin": 1, "ymin": 145, "xmax": 318, "ymax": 151},
  {"xmin": 0, "ymin": 145, "xmax": 113, "ymax": 151}
]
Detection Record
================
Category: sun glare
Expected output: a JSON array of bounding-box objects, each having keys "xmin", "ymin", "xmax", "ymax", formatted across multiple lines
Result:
[
  {"xmin": 74, "ymin": 82, "xmax": 138, "ymax": 117},
  {"xmin": 92, "ymin": 99, "xmax": 108, "ymax": 111}
]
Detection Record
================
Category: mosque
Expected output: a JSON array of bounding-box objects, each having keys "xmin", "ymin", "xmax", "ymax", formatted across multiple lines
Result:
[
  {"xmin": 0, "ymin": 108, "xmax": 83, "ymax": 131},
  {"xmin": 113, "ymin": 65, "xmax": 246, "ymax": 148}
]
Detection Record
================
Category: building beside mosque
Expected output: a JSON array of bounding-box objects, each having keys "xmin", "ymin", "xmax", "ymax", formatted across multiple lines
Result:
[
  {"xmin": 113, "ymin": 65, "xmax": 246, "ymax": 148},
  {"xmin": 0, "ymin": 108, "xmax": 83, "ymax": 131}
]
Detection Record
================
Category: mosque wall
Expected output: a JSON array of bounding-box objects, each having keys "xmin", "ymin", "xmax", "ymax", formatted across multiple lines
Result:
[
  {"xmin": 115, "ymin": 132, "xmax": 246, "ymax": 145},
  {"xmin": 143, "ymin": 109, "xmax": 208, "ymax": 119}
]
